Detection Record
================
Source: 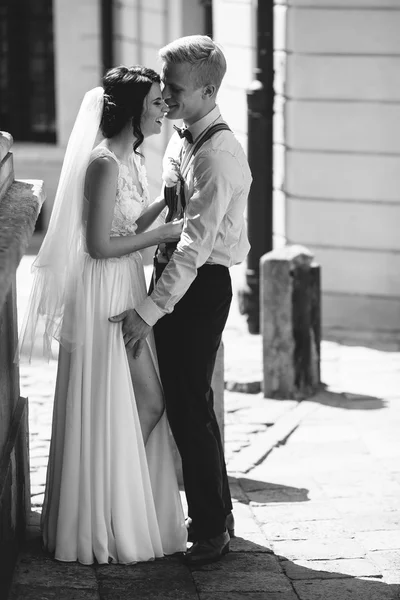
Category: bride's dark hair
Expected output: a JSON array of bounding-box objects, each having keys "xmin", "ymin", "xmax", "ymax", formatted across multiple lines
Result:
[{"xmin": 101, "ymin": 65, "xmax": 160, "ymax": 155}]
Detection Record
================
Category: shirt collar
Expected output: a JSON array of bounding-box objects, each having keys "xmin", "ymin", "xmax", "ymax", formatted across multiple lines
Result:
[{"xmin": 185, "ymin": 105, "xmax": 221, "ymax": 143}]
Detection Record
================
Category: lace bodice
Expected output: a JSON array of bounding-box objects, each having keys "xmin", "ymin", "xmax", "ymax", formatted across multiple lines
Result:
[{"xmin": 85, "ymin": 146, "xmax": 150, "ymax": 237}]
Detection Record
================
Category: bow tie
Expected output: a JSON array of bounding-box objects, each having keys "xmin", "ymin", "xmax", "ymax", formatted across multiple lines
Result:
[{"xmin": 173, "ymin": 124, "xmax": 193, "ymax": 144}]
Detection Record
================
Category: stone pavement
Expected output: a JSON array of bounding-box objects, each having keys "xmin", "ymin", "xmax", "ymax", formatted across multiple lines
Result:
[{"xmin": 7, "ymin": 256, "xmax": 400, "ymax": 599}]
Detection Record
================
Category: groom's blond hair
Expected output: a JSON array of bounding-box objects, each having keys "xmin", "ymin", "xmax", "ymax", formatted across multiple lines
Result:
[{"xmin": 159, "ymin": 35, "xmax": 227, "ymax": 91}]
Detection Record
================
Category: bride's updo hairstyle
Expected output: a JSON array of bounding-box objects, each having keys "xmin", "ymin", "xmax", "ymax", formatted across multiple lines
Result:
[{"xmin": 101, "ymin": 65, "xmax": 160, "ymax": 154}]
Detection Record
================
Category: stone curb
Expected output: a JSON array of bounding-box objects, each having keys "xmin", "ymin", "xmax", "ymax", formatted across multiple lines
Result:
[
  {"xmin": 228, "ymin": 398, "xmax": 320, "ymax": 475},
  {"xmin": 225, "ymin": 380, "xmax": 262, "ymax": 394}
]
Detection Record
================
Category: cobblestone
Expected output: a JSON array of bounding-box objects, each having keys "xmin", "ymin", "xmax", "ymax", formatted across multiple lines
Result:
[{"xmin": 8, "ymin": 255, "xmax": 400, "ymax": 599}]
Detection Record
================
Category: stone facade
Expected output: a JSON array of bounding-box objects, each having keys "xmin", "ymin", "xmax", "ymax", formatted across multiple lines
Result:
[
  {"xmin": 212, "ymin": 0, "xmax": 255, "ymax": 156},
  {"xmin": 0, "ymin": 132, "xmax": 45, "ymax": 595},
  {"xmin": 12, "ymin": 1, "xmax": 399, "ymax": 342},
  {"xmin": 274, "ymin": 0, "xmax": 400, "ymax": 345},
  {"xmin": 213, "ymin": 0, "xmax": 400, "ymax": 344},
  {"xmin": 13, "ymin": 0, "xmax": 208, "ymax": 239}
]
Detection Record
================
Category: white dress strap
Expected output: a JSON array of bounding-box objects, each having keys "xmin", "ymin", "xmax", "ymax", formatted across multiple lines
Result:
[{"xmin": 88, "ymin": 146, "xmax": 120, "ymax": 167}]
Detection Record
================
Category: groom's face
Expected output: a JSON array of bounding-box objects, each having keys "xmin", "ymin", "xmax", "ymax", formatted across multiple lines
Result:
[{"xmin": 161, "ymin": 61, "xmax": 205, "ymax": 126}]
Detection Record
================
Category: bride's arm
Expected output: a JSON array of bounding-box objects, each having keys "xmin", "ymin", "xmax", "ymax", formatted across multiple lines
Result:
[
  {"xmin": 135, "ymin": 194, "xmax": 166, "ymax": 234},
  {"xmin": 85, "ymin": 157, "xmax": 181, "ymax": 259}
]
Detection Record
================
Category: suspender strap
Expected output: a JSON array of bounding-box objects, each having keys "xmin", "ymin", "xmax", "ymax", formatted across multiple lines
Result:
[
  {"xmin": 193, "ymin": 122, "xmax": 232, "ymax": 156},
  {"xmin": 179, "ymin": 123, "xmax": 232, "ymax": 177},
  {"xmin": 165, "ymin": 122, "xmax": 232, "ymax": 219},
  {"xmin": 160, "ymin": 122, "xmax": 232, "ymax": 261}
]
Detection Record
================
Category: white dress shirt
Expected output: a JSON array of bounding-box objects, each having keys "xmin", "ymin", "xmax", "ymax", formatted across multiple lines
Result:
[{"xmin": 136, "ymin": 105, "xmax": 252, "ymax": 327}]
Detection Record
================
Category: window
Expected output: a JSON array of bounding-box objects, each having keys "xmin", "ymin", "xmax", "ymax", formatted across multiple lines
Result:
[{"xmin": 0, "ymin": 0, "xmax": 56, "ymax": 143}]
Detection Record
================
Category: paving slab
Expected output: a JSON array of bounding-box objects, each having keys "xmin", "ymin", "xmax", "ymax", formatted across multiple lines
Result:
[
  {"xmin": 332, "ymin": 497, "xmax": 400, "ymax": 515},
  {"xmin": 9, "ymin": 255, "xmax": 400, "ymax": 600},
  {"xmin": 94, "ymin": 557, "xmax": 190, "ymax": 582},
  {"xmin": 12, "ymin": 553, "xmax": 97, "ymax": 589},
  {"xmin": 228, "ymin": 501, "xmax": 265, "ymax": 535},
  {"xmin": 342, "ymin": 512, "xmax": 400, "ymax": 533},
  {"xmin": 272, "ymin": 539, "xmax": 366, "ymax": 561},
  {"xmin": 8, "ymin": 586, "xmax": 100, "ymax": 600},
  {"xmin": 367, "ymin": 550, "xmax": 400, "ymax": 573},
  {"xmin": 251, "ymin": 501, "xmax": 340, "ymax": 524},
  {"xmin": 190, "ymin": 553, "xmax": 291, "ymax": 594},
  {"xmin": 293, "ymin": 578, "xmax": 400, "ymax": 600},
  {"xmin": 229, "ymin": 534, "xmax": 273, "ymax": 553},
  {"xmin": 198, "ymin": 593, "xmax": 299, "ymax": 600},
  {"xmin": 356, "ymin": 531, "xmax": 400, "ymax": 552},
  {"xmin": 319, "ymin": 481, "xmax": 400, "ymax": 501},
  {"xmin": 98, "ymin": 580, "xmax": 198, "ymax": 600},
  {"xmin": 262, "ymin": 519, "xmax": 353, "ymax": 542},
  {"xmin": 382, "ymin": 570, "xmax": 400, "ymax": 585},
  {"xmin": 282, "ymin": 558, "xmax": 382, "ymax": 580},
  {"xmin": 245, "ymin": 486, "xmax": 311, "ymax": 504}
]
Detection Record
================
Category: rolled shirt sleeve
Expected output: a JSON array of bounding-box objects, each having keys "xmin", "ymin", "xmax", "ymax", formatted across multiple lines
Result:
[{"xmin": 136, "ymin": 148, "xmax": 240, "ymax": 326}]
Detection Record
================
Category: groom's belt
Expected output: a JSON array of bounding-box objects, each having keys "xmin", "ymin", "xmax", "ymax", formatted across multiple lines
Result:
[{"xmin": 153, "ymin": 257, "xmax": 226, "ymax": 284}]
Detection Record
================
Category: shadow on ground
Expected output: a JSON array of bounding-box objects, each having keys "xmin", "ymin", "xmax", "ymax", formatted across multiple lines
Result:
[
  {"xmin": 229, "ymin": 476, "xmax": 310, "ymax": 504},
  {"xmin": 8, "ymin": 530, "xmax": 400, "ymax": 600},
  {"xmin": 323, "ymin": 334, "xmax": 400, "ymax": 353},
  {"xmin": 309, "ymin": 388, "xmax": 387, "ymax": 411}
]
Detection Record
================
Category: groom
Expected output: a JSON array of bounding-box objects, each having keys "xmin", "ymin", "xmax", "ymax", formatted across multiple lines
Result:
[{"xmin": 111, "ymin": 35, "xmax": 251, "ymax": 565}]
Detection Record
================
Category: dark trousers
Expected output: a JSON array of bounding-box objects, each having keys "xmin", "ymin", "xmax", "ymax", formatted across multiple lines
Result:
[{"xmin": 152, "ymin": 263, "xmax": 233, "ymax": 539}]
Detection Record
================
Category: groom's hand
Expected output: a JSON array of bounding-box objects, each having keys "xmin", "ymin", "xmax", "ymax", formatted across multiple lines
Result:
[{"xmin": 109, "ymin": 309, "xmax": 151, "ymax": 358}]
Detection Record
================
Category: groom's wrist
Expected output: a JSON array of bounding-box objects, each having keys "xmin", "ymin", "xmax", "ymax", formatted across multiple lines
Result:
[{"xmin": 136, "ymin": 297, "xmax": 164, "ymax": 327}]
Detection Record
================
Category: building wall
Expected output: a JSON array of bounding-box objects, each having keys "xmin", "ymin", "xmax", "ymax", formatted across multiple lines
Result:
[
  {"xmin": 112, "ymin": 0, "xmax": 206, "ymax": 260},
  {"xmin": 54, "ymin": 0, "xmax": 102, "ymax": 146},
  {"xmin": 114, "ymin": 0, "xmax": 206, "ymax": 201},
  {"xmin": 276, "ymin": 0, "xmax": 400, "ymax": 345},
  {"xmin": 13, "ymin": 0, "xmax": 102, "ymax": 232},
  {"xmin": 212, "ymin": 2, "xmax": 287, "ymax": 250},
  {"xmin": 212, "ymin": 0, "xmax": 255, "ymax": 154},
  {"xmin": 13, "ymin": 0, "xmax": 205, "ymax": 243},
  {"xmin": 0, "ymin": 134, "xmax": 39, "ymax": 596}
]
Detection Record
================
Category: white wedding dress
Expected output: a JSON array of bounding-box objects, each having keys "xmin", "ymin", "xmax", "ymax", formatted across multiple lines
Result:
[{"xmin": 41, "ymin": 146, "xmax": 187, "ymax": 565}]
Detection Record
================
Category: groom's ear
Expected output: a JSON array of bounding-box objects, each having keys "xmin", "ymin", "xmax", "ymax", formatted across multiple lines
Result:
[{"xmin": 202, "ymin": 84, "xmax": 216, "ymax": 99}]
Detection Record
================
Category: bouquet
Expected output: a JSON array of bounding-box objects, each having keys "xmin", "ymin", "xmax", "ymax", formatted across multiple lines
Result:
[{"xmin": 162, "ymin": 157, "xmax": 186, "ymax": 222}]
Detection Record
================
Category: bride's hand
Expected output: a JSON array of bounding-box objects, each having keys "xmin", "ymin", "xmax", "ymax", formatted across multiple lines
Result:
[{"xmin": 159, "ymin": 218, "xmax": 183, "ymax": 243}]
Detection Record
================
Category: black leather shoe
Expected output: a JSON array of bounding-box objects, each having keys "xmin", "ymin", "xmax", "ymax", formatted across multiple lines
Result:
[
  {"xmin": 186, "ymin": 513, "xmax": 235, "ymax": 543},
  {"xmin": 183, "ymin": 530, "xmax": 230, "ymax": 566}
]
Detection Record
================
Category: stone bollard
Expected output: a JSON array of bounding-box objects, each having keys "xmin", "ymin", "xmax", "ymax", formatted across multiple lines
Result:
[
  {"xmin": 0, "ymin": 131, "xmax": 45, "ymax": 593},
  {"xmin": 260, "ymin": 245, "xmax": 321, "ymax": 399},
  {"xmin": 172, "ymin": 342, "xmax": 224, "ymax": 487}
]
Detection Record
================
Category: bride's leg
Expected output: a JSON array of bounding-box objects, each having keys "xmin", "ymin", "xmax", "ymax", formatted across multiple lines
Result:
[{"xmin": 126, "ymin": 342, "xmax": 164, "ymax": 445}]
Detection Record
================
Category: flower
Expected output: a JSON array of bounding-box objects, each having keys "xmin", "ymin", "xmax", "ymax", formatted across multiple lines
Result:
[{"xmin": 162, "ymin": 157, "xmax": 182, "ymax": 188}]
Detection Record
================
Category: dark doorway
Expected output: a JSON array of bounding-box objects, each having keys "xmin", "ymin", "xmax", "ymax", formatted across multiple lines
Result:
[
  {"xmin": 201, "ymin": 0, "xmax": 213, "ymax": 37},
  {"xmin": 0, "ymin": 0, "xmax": 56, "ymax": 143}
]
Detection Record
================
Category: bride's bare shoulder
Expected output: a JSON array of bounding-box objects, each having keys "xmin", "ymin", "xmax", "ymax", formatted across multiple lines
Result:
[{"xmin": 85, "ymin": 149, "xmax": 119, "ymax": 194}]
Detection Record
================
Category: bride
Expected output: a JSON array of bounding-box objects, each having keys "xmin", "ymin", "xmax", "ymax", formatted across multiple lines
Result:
[{"xmin": 20, "ymin": 65, "xmax": 187, "ymax": 564}]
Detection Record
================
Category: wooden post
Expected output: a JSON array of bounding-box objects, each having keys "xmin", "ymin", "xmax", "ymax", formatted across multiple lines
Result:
[{"xmin": 260, "ymin": 245, "xmax": 321, "ymax": 399}]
